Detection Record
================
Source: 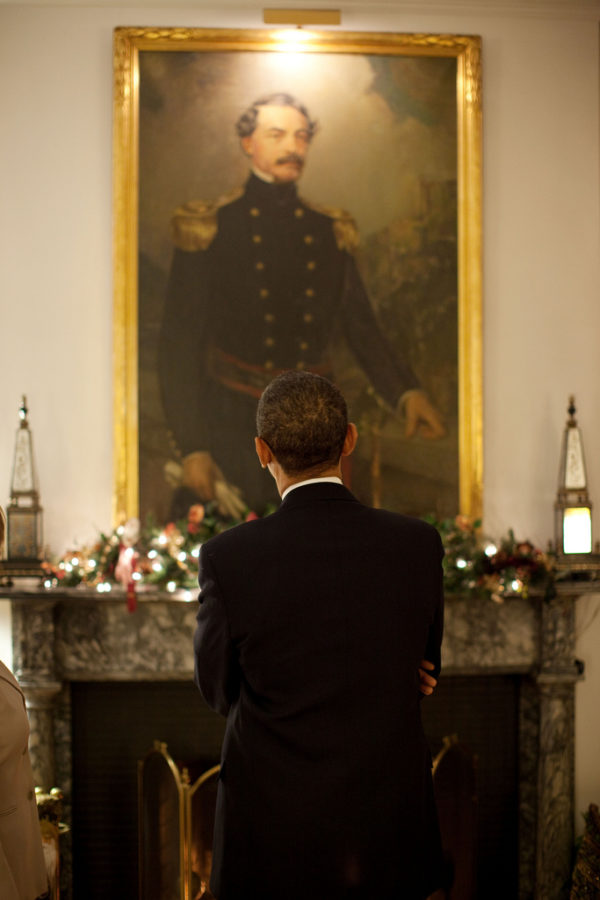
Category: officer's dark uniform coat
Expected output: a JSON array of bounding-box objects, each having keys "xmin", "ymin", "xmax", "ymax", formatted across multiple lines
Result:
[
  {"xmin": 194, "ymin": 481, "xmax": 444, "ymax": 899},
  {"xmin": 159, "ymin": 175, "xmax": 420, "ymax": 512}
]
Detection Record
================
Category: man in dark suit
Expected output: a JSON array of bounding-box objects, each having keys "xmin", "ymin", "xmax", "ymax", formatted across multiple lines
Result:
[
  {"xmin": 159, "ymin": 93, "xmax": 445, "ymax": 518},
  {"xmin": 194, "ymin": 370, "xmax": 444, "ymax": 899}
]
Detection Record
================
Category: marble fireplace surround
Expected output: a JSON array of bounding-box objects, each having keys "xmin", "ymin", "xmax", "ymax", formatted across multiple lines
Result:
[{"xmin": 7, "ymin": 582, "xmax": 591, "ymax": 900}]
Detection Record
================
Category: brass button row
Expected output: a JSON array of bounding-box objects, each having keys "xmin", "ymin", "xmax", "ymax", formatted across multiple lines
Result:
[
  {"xmin": 257, "ymin": 288, "xmax": 316, "ymax": 302},
  {"xmin": 255, "ymin": 260, "xmax": 316, "ymax": 272},
  {"xmin": 263, "ymin": 338, "xmax": 311, "ymax": 350},
  {"xmin": 250, "ymin": 207, "xmax": 305, "ymax": 218},
  {"xmin": 250, "ymin": 232, "xmax": 314, "ymax": 246},
  {"xmin": 262, "ymin": 312, "xmax": 313, "ymax": 324}
]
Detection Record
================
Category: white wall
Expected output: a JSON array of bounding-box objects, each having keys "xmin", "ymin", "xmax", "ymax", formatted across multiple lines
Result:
[{"xmin": 1, "ymin": 0, "xmax": 599, "ymax": 833}]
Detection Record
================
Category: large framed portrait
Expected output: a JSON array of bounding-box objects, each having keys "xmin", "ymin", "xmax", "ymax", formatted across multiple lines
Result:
[{"xmin": 113, "ymin": 26, "xmax": 482, "ymax": 526}]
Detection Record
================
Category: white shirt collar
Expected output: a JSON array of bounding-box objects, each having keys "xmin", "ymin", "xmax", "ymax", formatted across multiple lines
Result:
[{"xmin": 281, "ymin": 476, "xmax": 343, "ymax": 501}]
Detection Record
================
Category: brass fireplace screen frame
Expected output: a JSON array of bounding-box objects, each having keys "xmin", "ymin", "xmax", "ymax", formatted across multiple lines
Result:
[
  {"xmin": 138, "ymin": 741, "xmax": 220, "ymax": 900},
  {"xmin": 138, "ymin": 735, "xmax": 478, "ymax": 899}
]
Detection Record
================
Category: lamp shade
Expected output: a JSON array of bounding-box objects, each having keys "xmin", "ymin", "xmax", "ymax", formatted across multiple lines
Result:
[{"xmin": 554, "ymin": 396, "xmax": 592, "ymax": 555}]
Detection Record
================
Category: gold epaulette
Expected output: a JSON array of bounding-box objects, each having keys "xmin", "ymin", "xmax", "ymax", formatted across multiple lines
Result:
[
  {"xmin": 171, "ymin": 187, "xmax": 244, "ymax": 251},
  {"xmin": 302, "ymin": 199, "xmax": 360, "ymax": 253}
]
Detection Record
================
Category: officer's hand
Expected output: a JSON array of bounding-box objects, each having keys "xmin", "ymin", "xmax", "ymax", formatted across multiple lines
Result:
[
  {"xmin": 181, "ymin": 451, "xmax": 223, "ymax": 502},
  {"xmin": 419, "ymin": 659, "xmax": 438, "ymax": 696},
  {"xmin": 182, "ymin": 451, "xmax": 247, "ymax": 519},
  {"xmin": 403, "ymin": 390, "xmax": 446, "ymax": 440},
  {"xmin": 214, "ymin": 479, "xmax": 247, "ymax": 520}
]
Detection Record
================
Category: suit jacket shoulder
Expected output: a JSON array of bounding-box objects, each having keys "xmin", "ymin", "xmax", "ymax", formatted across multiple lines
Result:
[
  {"xmin": 367, "ymin": 507, "xmax": 443, "ymax": 540},
  {"xmin": 200, "ymin": 513, "xmax": 274, "ymax": 562}
]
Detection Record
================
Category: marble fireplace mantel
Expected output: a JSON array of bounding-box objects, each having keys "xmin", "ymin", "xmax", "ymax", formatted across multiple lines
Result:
[{"xmin": 5, "ymin": 581, "xmax": 595, "ymax": 900}]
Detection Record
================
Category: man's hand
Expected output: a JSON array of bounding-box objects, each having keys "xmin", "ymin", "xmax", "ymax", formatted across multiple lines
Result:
[
  {"xmin": 402, "ymin": 390, "xmax": 446, "ymax": 440},
  {"xmin": 419, "ymin": 659, "xmax": 438, "ymax": 696}
]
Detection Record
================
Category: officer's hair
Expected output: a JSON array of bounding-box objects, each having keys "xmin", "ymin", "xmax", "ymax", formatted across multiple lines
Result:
[
  {"xmin": 236, "ymin": 93, "xmax": 318, "ymax": 140},
  {"xmin": 256, "ymin": 371, "xmax": 348, "ymax": 476}
]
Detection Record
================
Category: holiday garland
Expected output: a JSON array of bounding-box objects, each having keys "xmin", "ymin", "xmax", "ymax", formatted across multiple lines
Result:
[
  {"xmin": 423, "ymin": 514, "xmax": 557, "ymax": 602},
  {"xmin": 41, "ymin": 503, "xmax": 250, "ymax": 605},
  {"xmin": 41, "ymin": 505, "xmax": 560, "ymax": 606}
]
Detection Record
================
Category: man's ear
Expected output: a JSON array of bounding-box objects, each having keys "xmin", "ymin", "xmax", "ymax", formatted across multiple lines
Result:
[
  {"xmin": 241, "ymin": 135, "xmax": 253, "ymax": 157},
  {"xmin": 255, "ymin": 436, "xmax": 273, "ymax": 469},
  {"xmin": 341, "ymin": 423, "xmax": 358, "ymax": 458}
]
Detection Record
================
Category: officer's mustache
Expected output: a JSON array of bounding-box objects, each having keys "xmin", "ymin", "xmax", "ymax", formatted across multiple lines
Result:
[{"xmin": 276, "ymin": 154, "xmax": 304, "ymax": 168}]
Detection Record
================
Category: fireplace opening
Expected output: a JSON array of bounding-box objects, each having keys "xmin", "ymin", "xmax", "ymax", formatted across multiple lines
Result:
[
  {"xmin": 71, "ymin": 680, "xmax": 225, "ymax": 899},
  {"xmin": 71, "ymin": 675, "xmax": 519, "ymax": 899},
  {"xmin": 422, "ymin": 674, "xmax": 520, "ymax": 898}
]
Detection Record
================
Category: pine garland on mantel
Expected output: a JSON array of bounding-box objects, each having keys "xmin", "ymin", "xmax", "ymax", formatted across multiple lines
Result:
[
  {"xmin": 40, "ymin": 506, "xmax": 560, "ymax": 606},
  {"xmin": 422, "ymin": 514, "xmax": 557, "ymax": 602}
]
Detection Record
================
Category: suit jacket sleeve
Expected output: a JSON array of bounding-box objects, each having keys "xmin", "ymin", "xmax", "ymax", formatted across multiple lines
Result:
[{"xmin": 194, "ymin": 544, "xmax": 240, "ymax": 717}]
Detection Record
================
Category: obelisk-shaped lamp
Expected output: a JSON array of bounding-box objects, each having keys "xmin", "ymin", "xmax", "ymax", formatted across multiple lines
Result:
[
  {"xmin": 0, "ymin": 396, "xmax": 45, "ymax": 583},
  {"xmin": 554, "ymin": 396, "xmax": 599, "ymax": 570}
]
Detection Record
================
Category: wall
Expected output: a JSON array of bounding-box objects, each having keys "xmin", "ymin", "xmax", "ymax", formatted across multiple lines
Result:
[{"xmin": 0, "ymin": 0, "xmax": 599, "ymax": 835}]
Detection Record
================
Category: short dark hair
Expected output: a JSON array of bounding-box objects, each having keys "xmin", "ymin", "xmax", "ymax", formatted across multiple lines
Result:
[
  {"xmin": 236, "ymin": 93, "xmax": 318, "ymax": 140},
  {"xmin": 256, "ymin": 371, "xmax": 348, "ymax": 476}
]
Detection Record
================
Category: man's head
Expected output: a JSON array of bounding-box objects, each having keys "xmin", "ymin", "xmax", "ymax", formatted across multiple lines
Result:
[
  {"xmin": 256, "ymin": 371, "xmax": 349, "ymax": 476},
  {"xmin": 236, "ymin": 93, "xmax": 317, "ymax": 183}
]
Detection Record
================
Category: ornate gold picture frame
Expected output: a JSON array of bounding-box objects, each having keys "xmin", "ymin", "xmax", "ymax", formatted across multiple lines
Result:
[{"xmin": 113, "ymin": 27, "xmax": 482, "ymax": 525}]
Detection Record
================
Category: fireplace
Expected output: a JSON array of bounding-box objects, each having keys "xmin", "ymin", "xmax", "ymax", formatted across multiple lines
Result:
[{"xmin": 6, "ymin": 583, "xmax": 589, "ymax": 899}]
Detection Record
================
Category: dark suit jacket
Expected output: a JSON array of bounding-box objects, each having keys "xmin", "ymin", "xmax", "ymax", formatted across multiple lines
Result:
[{"xmin": 194, "ymin": 482, "xmax": 444, "ymax": 899}]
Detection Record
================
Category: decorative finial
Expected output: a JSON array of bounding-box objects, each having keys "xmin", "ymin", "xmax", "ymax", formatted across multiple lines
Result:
[
  {"xmin": 0, "ymin": 396, "xmax": 44, "ymax": 581},
  {"xmin": 567, "ymin": 395, "xmax": 577, "ymax": 427},
  {"xmin": 19, "ymin": 395, "xmax": 28, "ymax": 426}
]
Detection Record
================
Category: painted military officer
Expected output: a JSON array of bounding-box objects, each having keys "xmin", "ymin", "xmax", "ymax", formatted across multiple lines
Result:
[{"xmin": 159, "ymin": 93, "xmax": 445, "ymax": 516}]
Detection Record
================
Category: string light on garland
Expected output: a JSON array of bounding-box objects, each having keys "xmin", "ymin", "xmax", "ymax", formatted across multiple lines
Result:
[
  {"xmin": 41, "ymin": 502, "xmax": 249, "ymax": 600},
  {"xmin": 423, "ymin": 514, "xmax": 558, "ymax": 602}
]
